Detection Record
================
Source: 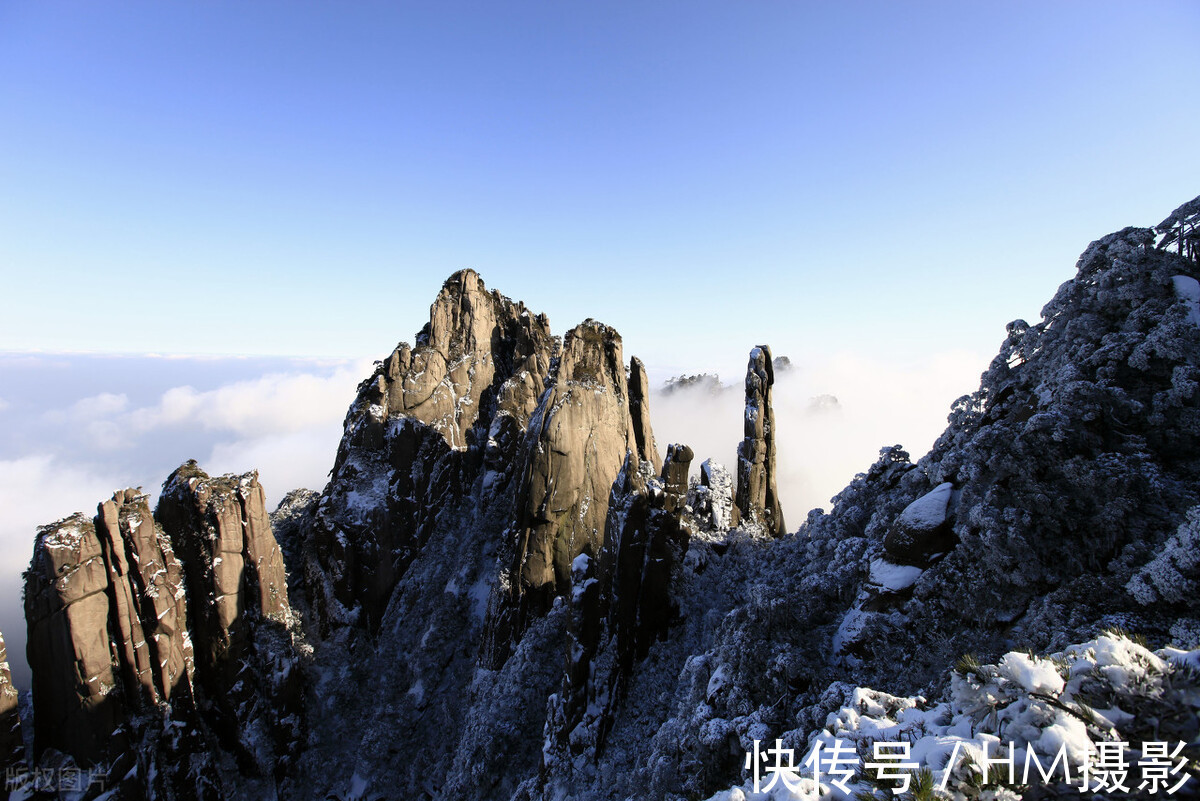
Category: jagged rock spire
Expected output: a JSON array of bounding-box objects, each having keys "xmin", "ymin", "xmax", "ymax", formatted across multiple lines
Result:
[
  {"xmin": 156, "ymin": 461, "xmax": 303, "ymax": 776},
  {"xmin": 25, "ymin": 491, "xmax": 195, "ymax": 765},
  {"xmin": 628, "ymin": 356, "xmax": 662, "ymax": 472},
  {"xmin": 312, "ymin": 268, "xmax": 558, "ymax": 631},
  {"xmin": 736, "ymin": 345, "xmax": 786, "ymax": 536}
]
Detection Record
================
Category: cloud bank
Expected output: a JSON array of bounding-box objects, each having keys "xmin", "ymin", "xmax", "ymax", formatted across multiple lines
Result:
[
  {"xmin": 649, "ymin": 348, "xmax": 986, "ymax": 518},
  {"xmin": 0, "ymin": 355, "xmax": 372, "ymax": 690}
]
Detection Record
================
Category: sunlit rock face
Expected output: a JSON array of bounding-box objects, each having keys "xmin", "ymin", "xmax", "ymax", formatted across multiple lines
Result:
[
  {"xmin": 508, "ymin": 321, "xmax": 646, "ymax": 617},
  {"xmin": 307, "ymin": 269, "xmax": 559, "ymax": 632},
  {"xmin": 24, "ymin": 490, "xmax": 198, "ymax": 772},
  {"xmin": 0, "ymin": 633, "xmax": 23, "ymax": 774}
]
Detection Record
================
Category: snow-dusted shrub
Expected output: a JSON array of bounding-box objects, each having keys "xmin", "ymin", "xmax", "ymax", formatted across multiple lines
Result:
[{"xmin": 1128, "ymin": 506, "xmax": 1200, "ymax": 605}]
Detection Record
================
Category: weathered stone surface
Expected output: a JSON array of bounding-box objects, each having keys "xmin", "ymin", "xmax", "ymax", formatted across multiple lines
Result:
[
  {"xmin": 310, "ymin": 269, "xmax": 558, "ymax": 632},
  {"xmin": 735, "ymin": 345, "xmax": 786, "ymax": 537},
  {"xmin": 510, "ymin": 320, "xmax": 642, "ymax": 619},
  {"xmin": 660, "ymin": 443, "xmax": 694, "ymax": 512},
  {"xmin": 0, "ymin": 632, "xmax": 23, "ymax": 774},
  {"xmin": 156, "ymin": 461, "xmax": 304, "ymax": 778},
  {"xmin": 697, "ymin": 459, "xmax": 737, "ymax": 530},
  {"xmin": 25, "ymin": 491, "xmax": 195, "ymax": 766},
  {"xmin": 270, "ymin": 487, "xmax": 320, "ymax": 619}
]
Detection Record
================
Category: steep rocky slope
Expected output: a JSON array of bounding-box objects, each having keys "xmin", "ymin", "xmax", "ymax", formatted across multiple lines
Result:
[{"xmin": 11, "ymin": 199, "xmax": 1200, "ymax": 800}]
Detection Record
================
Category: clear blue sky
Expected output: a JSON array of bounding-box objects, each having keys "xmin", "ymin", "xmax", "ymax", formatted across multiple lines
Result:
[{"xmin": 2, "ymin": 1, "xmax": 1198, "ymax": 375}]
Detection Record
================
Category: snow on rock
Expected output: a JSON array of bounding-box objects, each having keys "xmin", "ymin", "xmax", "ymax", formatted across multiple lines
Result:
[
  {"xmin": 895, "ymin": 481, "xmax": 952, "ymax": 529},
  {"xmin": 866, "ymin": 558, "xmax": 923, "ymax": 592},
  {"xmin": 1172, "ymin": 274, "xmax": 1200, "ymax": 326},
  {"xmin": 706, "ymin": 633, "xmax": 1200, "ymax": 801}
]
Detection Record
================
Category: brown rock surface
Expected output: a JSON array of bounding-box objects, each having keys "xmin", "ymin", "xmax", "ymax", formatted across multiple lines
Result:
[
  {"xmin": 309, "ymin": 269, "xmax": 559, "ymax": 631},
  {"xmin": 24, "ymin": 491, "xmax": 194, "ymax": 765},
  {"xmin": 735, "ymin": 345, "xmax": 787, "ymax": 537},
  {"xmin": 511, "ymin": 320, "xmax": 641, "ymax": 616},
  {"xmin": 157, "ymin": 461, "xmax": 291, "ymax": 668},
  {"xmin": 628, "ymin": 356, "xmax": 662, "ymax": 472},
  {"xmin": 156, "ymin": 461, "xmax": 303, "ymax": 777}
]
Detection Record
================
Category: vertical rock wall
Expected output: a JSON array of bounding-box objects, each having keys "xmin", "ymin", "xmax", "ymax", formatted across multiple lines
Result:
[{"xmin": 24, "ymin": 490, "xmax": 195, "ymax": 765}]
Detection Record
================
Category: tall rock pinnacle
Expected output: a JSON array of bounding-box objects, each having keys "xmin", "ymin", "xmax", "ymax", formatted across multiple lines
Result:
[
  {"xmin": 511, "ymin": 320, "xmax": 642, "ymax": 616},
  {"xmin": 156, "ymin": 461, "xmax": 304, "ymax": 777},
  {"xmin": 628, "ymin": 356, "xmax": 662, "ymax": 473},
  {"xmin": 24, "ymin": 491, "xmax": 195, "ymax": 765},
  {"xmin": 736, "ymin": 345, "xmax": 786, "ymax": 537}
]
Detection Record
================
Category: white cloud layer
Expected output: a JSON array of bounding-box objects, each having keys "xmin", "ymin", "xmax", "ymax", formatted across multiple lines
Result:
[{"xmin": 650, "ymin": 348, "xmax": 985, "ymax": 517}]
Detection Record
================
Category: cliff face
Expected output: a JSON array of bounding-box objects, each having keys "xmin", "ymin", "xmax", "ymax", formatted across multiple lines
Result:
[
  {"xmin": 307, "ymin": 269, "xmax": 558, "ymax": 632},
  {"xmin": 17, "ymin": 198, "xmax": 1200, "ymax": 801},
  {"xmin": 20, "ymin": 468, "xmax": 303, "ymax": 798},
  {"xmin": 156, "ymin": 462, "xmax": 304, "ymax": 780},
  {"xmin": 499, "ymin": 319, "xmax": 658, "ymax": 643},
  {"xmin": 0, "ymin": 633, "xmax": 23, "ymax": 776},
  {"xmin": 24, "ymin": 490, "xmax": 194, "ymax": 765}
]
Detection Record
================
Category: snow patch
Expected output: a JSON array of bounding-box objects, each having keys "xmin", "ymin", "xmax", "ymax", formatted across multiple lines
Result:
[{"xmin": 896, "ymin": 482, "xmax": 952, "ymax": 530}]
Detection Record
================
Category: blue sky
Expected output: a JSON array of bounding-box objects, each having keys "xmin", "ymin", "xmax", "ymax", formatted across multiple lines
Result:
[
  {"xmin": 1, "ymin": 1, "xmax": 1199, "ymax": 688},
  {"xmin": 3, "ymin": 2, "xmax": 1198, "ymax": 371}
]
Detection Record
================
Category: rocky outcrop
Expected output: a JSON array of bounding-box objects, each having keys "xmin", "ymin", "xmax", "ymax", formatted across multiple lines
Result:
[
  {"xmin": 0, "ymin": 632, "xmax": 23, "ymax": 774},
  {"xmin": 695, "ymin": 458, "xmax": 737, "ymax": 530},
  {"xmin": 735, "ymin": 345, "xmax": 786, "ymax": 536},
  {"xmin": 156, "ymin": 462, "xmax": 304, "ymax": 778},
  {"xmin": 882, "ymin": 481, "xmax": 957, "ymax": 566},
  {"xmin": 309, "ymin": 269, "xmax": 558, "ymax": 631},
  {"xmin": 25, "ymin": 492, "xmax": 194, "ymax": 765},
  {"xmin": 505, "ymin": 320, "xmax": 648, "ymax": 628},
  {"xmin": 270, "ymin": 487, "xmax": 321, "ymax": 619},
  {"xmin": 545, "ymin": 445, "xmax": 695, "ymax": 768},
  {"xmin": 628, "ymin": 356, "xmax": 662, "ymax": 473}
]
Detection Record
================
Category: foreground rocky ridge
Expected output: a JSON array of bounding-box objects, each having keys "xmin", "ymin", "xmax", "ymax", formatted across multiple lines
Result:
[{"xmin": 11, "ymin": 200, "xmax": 1200, "ymax": 800}]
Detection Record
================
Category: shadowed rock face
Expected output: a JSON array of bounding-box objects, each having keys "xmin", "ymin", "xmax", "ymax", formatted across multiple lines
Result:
[
  {"xmin": 628, "ymin": 356, "xmax": 662, "ymax": 474},
  {"xmin": 156, "ymin": 461, "xmax": 304, "ymax": 777},
  {"xmin": 24, "ymin": 490, "xmax": 195, "ymax": 765},
  {"xmin": 547, "ymin": 445, "xmax": 694, "ymax": 763},
  {"xmin": 736, "ymin": 345, "xmax": 786, "ymax": 537},
  {"xmin": 0, "ymin": 633, "xmax": 23, "ymax": 773},
  {"xmin": 309, "ymin": 269, "xmax": 559, "ymax": 631}
]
